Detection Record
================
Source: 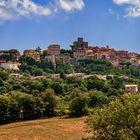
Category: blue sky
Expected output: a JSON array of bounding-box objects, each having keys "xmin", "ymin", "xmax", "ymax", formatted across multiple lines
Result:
[{"xmin": 0, "ymin": 0, "xmax": 140, "ymax": 53}]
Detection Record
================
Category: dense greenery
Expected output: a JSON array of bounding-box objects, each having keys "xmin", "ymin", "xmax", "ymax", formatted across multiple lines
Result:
[
  {"xmin": 75, "ymin": 59, "xmax": 114, "ymax": 74},
  {"xmin": 0, "ymin": 55, "xmax": 140, "ymax": 135},
  {"xmin": 0, "ymin": 91, "xmax": 56, "ymax": 124},
  {"xmin": 0, "ymin": 67, "xmax": 139, "ymax": 124},
  {"xmin": 19, "ymin": 56, "xmax": 73, "ymax": 75},
  {"xmin": 15, "ymin": 54, "xmax": 140, "ymax": 79},
  {"xmin": 87, "ymin": 94, "xmax": 140, "ymax": 140},
  {"xmin": 75, "ymin": 59, "xmax": 140, "ymax": 78}
]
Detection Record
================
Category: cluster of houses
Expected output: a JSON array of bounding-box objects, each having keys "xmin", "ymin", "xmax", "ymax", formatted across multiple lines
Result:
[
  {"xmin": 0, "ymin": 37, "xmax": 140, "ymax": 71},
  {"xmin": 72, "ymin": 38, "xmax": 140, "ymax": 68}
]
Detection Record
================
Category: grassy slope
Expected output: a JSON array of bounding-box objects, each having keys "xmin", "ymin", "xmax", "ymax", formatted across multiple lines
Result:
[{"xmin": 0, "ymin": 117, "xmax": 88, "ymax": 140}]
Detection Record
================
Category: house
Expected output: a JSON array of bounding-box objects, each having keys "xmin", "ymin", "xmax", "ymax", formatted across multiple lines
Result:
[
  {"xmin": 48, "ymin": 44, "xmax": 60, "ymax": 56},
  {"xmin": 24, "ymin": 50, "xmax": 41, "ymax": 61},
  {"xmin": 0, "ymin": 62, "xmax": 20, "ymax": 71},
  {"xmin": 10, "ymin": 73, "xmax": 21, "ymax": 78},
  {"xmin": 110, "ymin": 58, "xmax": 120, "ymax": 67},
  {"xmin": 125, "ymin": 85, "xmax": 138, "ymax": 94}
]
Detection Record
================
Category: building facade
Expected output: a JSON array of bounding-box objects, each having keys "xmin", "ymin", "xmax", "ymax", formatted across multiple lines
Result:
[
  {"xmin": 24, "ymin": 50, "xmax": 41, "ymax": 61},
  {"xmin": 0, "ymin": 62, "xmax": 20, "ymax": 71},
  {"xmin": 125, "ymin": 85, "xmax": 138, "ymax": 94},
  {"xmin": 48, "ymin": 44, "xmax": 60, "ymax": 56}
]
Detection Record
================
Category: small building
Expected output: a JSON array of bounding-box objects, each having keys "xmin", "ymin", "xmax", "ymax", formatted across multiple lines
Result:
[
  {"xmin": 125, "ymin": 85, "xmax": 138, "ymax": 94},
  {"xmin": 10, "ymin": 73, "xmax": 21, "ymax": 78},
  {"xmin": 110, "ymin": 58, "xmax": 120, "ymax": 67},
  {"xmin": 48, "ymin": 44, "xmax": 60, "ymax": 56},
  {"xmin": 24, "ymin": 50, "xmax": 41, "ymax": 61},
  {"xmin": 0, "ymin": 62, "xmax": 20, "ymax": 71}
]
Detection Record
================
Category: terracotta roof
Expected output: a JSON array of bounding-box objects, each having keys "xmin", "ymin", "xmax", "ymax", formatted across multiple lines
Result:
[{"xmin": 24, "ymin": 50, "xmax": 36, "ymax": 53}]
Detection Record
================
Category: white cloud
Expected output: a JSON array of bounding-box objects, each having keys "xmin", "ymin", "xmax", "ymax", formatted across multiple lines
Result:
[
  {"xmin": 113, "ymin": 0, "xmax": 140, "ymax": 17},
  {"xmin": 58, "ymin": 0, "xmax": 84, "ymax": 11},
  {"xmin": 0, "ymin": 0, "xmax": 85, "ymax": 23},
  {"xmin": 0, "ymin": 0, "xmax": 52, "ymax": 23}
]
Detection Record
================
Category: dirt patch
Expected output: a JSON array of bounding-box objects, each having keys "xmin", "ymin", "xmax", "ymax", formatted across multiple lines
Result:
[{"xmin": 0, "ymin": 117, "xmax": 89, "ymax": 140}]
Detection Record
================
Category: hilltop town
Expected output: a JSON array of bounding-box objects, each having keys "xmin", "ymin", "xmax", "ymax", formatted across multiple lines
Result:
[
  {"xmin": 0, "ymin": 38, "xmax": 140, "ymax": 140},
  {"xmin": 0, "ymin": 37, "xmax": 140, "ymax": 71}
]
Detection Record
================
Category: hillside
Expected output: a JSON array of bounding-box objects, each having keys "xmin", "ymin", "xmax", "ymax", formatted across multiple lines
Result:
[{"xmin": 0, "ymin": 117, "xmax": 88, "ymax": 140}]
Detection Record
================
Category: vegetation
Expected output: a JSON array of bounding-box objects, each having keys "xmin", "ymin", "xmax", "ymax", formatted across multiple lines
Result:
[
  {"xmin": 0, "ymin": 55, "xmax": 140, "ymax": 139},
  {"xmin": 75, "ymin": 59, "xmax": 140, "ymax": 79},
  {"xmin": 0, "ymin": 91, "xmax": 56, "ymax": 124},
  {"xmin": 87, "ymin": 94, "xmax": 140, "ymax": 140},
  {"xmin": 17, "ymin": 56, "xmax": 140, "ymax": 78},
  {"xmin": 0, "ymin": 66, "xmax": 139, "ymax": 125}
]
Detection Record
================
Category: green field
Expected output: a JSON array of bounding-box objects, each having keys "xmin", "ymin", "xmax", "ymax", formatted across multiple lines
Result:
[{"xmin": 0, "ymin": 117, "xmax": 88, "ymax": 140}]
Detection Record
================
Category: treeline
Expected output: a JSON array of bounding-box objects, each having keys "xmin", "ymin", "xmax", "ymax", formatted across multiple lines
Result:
[{"xmin": 0, "ymin": 91, "xmax": 56, "ymax": 124}]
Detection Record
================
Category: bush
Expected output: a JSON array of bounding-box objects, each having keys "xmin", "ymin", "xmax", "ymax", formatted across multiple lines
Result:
[{"xmin": 54, "ymin": 109, "xmax": 70, "ymax": 116}]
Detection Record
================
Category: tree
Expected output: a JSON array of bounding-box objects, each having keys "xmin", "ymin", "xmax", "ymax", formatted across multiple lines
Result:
[
  {"xmin": 36, "ymin": 46, "xmax": 41, "ymax": 52},
  {"xmin": 16, "ymin": 93, "xmax": 36, "ymax": 120},
  {"xmin": 70, "ymin": 95, "xmax": 88, "ymax": 116},
  {"xmin": 88, "ymin": 90, "xmax": 108, "ymax": 107},
  {"xmin": 87, "ymin": 77, "xmax": 105, "ymax": 91},
  {"xmin": 0, "ymin": 96, "xmax": 10, "ymax": 123},
  {"xmin": 32, "ymin": 68, "xmax": 43, "ymax": 76},
  {"xmin": 87, "ymin": 94, "xmax": 140, "ymax": 140},
  {"xmin": 111, "ymin": 76, "xmax": 124, "ymax": 89},
  {"xmin": 0, "ymin": 78, "xmax": 4, "ymax": 87},
  {"xmin": 0, "ymin": 71, "xmax": 9, "ymax": 81},
  {"xmin": 41, "ymin": 90, "xmax": 57, "ymax": 116},
  {"xmin": 52, "ymin": 82, "xmax": 63, "ymax": 95},
  {"xmin": 56, "ymin": 61, "xmax": 74, "ymax": 74}
]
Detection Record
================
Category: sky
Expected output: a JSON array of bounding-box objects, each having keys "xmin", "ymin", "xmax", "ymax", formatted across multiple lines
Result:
[{"xmin": 0, "ymin": 0, "xmax": 140, "ymax": 53}]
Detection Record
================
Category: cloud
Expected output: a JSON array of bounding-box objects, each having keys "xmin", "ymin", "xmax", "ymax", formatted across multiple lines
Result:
[
  {"xmin": 58, "ymin": 0, "xmax": 84, "ymax": 11},
  {"xmin": 0, "ymin": 0, "xmax": 52, "ymax": 23},
  {"xmin": 0, "ymin": 0, "xmax": 85, "ymax": 23},
  {"xmin": 113, "ymin": 0, "xmax": 140, "ymax": 17}
]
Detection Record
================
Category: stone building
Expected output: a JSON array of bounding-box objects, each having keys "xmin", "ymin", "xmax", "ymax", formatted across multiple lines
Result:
[
  {"xmin": 24, "ymin": 50, "xmax": 41, "ymax": 61},
  {"xmin": 48, "ymin": 44, "xmax": 60, "ymax": 56},
  {"xmin": 71, "ymin": 37, "xmax": 88, "ymax": 51},
  {"xmin": 125, "ymin": 85, "xmax": 138, "ymax": 94}
]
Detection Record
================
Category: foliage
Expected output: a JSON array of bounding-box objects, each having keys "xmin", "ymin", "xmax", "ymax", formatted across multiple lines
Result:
[
  {"xmin": 87, "ymin": 94, "xmax": 140, "ymax": 140},
  {"xmin": 70, "ymin": 95, "xmax": 89, "ymax": 116},
  {"xmin": 0, "ymin": 91, "xmax": 57, "ymax": 124}
]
